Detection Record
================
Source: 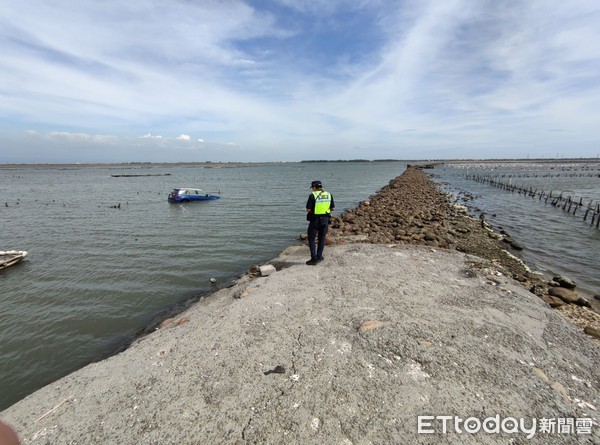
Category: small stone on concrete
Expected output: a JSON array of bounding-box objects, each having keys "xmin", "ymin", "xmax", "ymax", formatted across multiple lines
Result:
[{"xmin": 259, "ymin": 265, "xmax": 276, "ymax": 276}]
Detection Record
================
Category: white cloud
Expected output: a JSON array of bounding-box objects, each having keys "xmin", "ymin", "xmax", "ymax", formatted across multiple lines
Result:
[{"xmin": 1, "ymin": 0, "xmax": 599, "ymax": 162}]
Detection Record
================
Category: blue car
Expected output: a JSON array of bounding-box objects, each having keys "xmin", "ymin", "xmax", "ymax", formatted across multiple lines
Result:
[{"xmin": 167, "ymin": 188, "xmax": 220, "ymax": 203}]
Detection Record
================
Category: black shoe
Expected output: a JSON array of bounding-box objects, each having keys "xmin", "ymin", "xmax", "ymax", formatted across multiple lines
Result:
[
  {"xmin": 316, "ymin": 256, "xmax": 324, "ymax": 262},
  {"xmin": 306, "ymin": 259, "xmax": 318, "ymax": 265}
]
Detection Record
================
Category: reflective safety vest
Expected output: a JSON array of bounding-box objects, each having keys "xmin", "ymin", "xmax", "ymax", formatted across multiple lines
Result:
[{"xmin": 313, "ymin": 190, "xmax": 332, "ymax": 215}]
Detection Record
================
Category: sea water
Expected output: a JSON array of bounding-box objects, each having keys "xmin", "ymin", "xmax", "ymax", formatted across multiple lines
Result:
[{"xmin": 434, "ymin": 161, "xmax": 600, "ymax": 300}]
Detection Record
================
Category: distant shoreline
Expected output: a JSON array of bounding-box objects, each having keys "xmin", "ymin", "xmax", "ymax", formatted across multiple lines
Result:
[
  {"xmin": 0, "ymin": 162, "xmax": 280, "ymax": 170},
  {"xmin": 0, "ymin": 157, "xmax": 599, "ymax": 170}
]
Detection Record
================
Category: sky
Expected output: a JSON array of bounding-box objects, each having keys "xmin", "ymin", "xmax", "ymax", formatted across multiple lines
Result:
[{"xmin": 1, "ymin": 0, "xmax": 600, "ymax": 163}]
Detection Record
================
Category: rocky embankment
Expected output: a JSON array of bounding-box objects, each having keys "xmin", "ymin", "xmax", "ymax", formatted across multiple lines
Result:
[{"xmin": 327, "ymin": 167, "xmax": 600, "ymax": 341}]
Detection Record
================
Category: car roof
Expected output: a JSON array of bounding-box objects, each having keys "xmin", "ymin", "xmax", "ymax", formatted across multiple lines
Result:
[{"xmin": 176, "ymin": 188, "xmax": 204, "ymax": 192}]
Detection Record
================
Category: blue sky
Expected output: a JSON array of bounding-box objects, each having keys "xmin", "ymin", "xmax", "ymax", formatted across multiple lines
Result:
[{"xmin": 1, "ymin": 0, "xmax": 599, "ymax": 163}]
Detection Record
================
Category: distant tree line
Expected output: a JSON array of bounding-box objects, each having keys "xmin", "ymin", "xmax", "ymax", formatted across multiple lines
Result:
[{"xmin": 300, "ymin": 159, "xmax": 403, "ymax": 163}]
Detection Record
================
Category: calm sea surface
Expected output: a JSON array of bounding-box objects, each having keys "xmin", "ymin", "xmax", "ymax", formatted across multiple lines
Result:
[
  {"xmin": 0, "ymin": 161, "xmax": 407, "ymax": 410},
  {"xmin": 1, "ymin": 160, "xmax": 599, "ymax": 411},
  {"xmin": 435, "ymin": 161, "xmax": 600, "ymax": 301}
]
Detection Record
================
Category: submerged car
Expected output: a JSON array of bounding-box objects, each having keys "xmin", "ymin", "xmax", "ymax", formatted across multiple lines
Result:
[{"xmin": 167, "ymin": 188, "xmax": 220, "ymax": 203}]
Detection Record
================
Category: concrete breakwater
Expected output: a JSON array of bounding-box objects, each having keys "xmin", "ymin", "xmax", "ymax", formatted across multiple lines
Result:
[{"xmin": 2, "ymin": 167, "xmax": 600, "ymax": 445}]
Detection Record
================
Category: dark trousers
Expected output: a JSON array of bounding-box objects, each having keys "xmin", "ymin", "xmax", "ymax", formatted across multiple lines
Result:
[{"xmin": 307, "ymin": 216, "xmax": 329, "ymax": 260}]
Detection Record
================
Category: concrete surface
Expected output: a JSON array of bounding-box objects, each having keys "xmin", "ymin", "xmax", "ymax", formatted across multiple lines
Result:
[{"xmin": 2, "ymin": 243, "xmax": 599, "ymax": 444}]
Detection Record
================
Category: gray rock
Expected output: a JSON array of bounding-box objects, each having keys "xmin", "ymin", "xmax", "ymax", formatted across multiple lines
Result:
[
  {"xmin": 548, "ymin": 287, "xmax": 590, "ymax": 307},
  {"xmin": 259, "ymin": 264, "xmax": 276, "ymax": 276},
  {"xmin": 553, "ymin": 275, "xmax": 576, "ymax": 289},
  {"xmin": 525, "ymin": 271, "xmax": 546, "ymax": 281},
  {"xmin": 529, "ymin": 284, "xmax": 546, "ymax": 296},
  {"xmin": 424, "ymin": 232, "xmax": 437, "ymax": 241},
  {"xmin": 540, "ymin": 294, "xmax": 564, "ymax": 308},
  {"xmin": 584, "ymin": 325, "xmax": 600, "ymax": 340},
  {"xmin": 510, "ymin": 241, "xmax": 524, "ymax": 251}
]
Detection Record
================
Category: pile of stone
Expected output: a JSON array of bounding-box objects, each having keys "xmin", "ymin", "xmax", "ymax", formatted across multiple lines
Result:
[
  {"xmin": 329, "ymin": 167, "xmax": 527, "ymax": 273},
  {"xmin": 331, "ymin": 166, "xmax": 457, "ymax": 247}
]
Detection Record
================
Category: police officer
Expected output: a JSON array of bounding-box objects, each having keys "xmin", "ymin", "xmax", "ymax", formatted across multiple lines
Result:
[{"xmin": 305, "ymin": 180, "xmax": 335, "ymax": 265}]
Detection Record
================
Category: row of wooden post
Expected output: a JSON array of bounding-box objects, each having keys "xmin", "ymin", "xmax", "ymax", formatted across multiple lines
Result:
[
  {"xmin": 466, "ymin": 174, "xmax": 600, "ymax": 228},
  {"xmin": 490, "ymin": 172, "xmax": 600, "ymax": 179}
]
